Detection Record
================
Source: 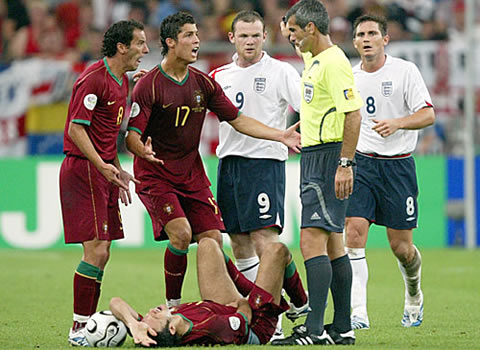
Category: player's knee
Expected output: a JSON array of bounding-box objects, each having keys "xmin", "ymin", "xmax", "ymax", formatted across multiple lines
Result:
[
  {"xmin": 345, "ymin": 221, "xmax": 367, "ymax": 247},
  {"xmin": 268, "ymin": 242, "xmax": 289, "ymax": 262},
  {"xmin": 198, "ymin": 237, "xmax": 218, "ymax": 252},
  {"xmin": 169, "ymin": 229, "xmax": 192, "ymax": 250}
]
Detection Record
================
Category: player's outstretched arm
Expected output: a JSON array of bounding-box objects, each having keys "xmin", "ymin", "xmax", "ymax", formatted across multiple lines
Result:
[
  {"xmin": 68, "ymin": 122, "xmax": 128, "ymax": 191},
  {"xmin": 109, "ymin": 297, "xmax": 158, "ymax": 347},
  {"xmin": 228, "ymin": 113, "xmax": 301, "ymax": 153},
  {"xmin": 125, "ymin": 131, "xmax": 163, "ymax": 164}
]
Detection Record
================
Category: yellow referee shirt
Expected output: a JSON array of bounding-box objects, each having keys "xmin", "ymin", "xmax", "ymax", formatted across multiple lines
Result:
[{"xmin": 301, "ymin": 46, "xmax": 363, "ymax": 147}]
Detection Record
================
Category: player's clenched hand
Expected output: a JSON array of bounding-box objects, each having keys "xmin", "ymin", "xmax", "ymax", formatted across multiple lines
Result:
[
  {"xmin": 335, "ymin": 166, "xmax": 353, "ymax": 200},
  {"xmin": 281, "ymin": 121, "xmax": 302, "ymax": 153},
  {"xmin": 143, "ymin": 136, "xmax": 164, "ymax": 164},
  {"xmin": 372, "ymin": 118, "xmax": 400, "ymax": 137},
  {"xmin": 118, "ymin": 169, "xmax": 140, "ymax": 205},
  {"xmin": 130, "ymin": 321, "xmax": 157, "ymax": 347}
]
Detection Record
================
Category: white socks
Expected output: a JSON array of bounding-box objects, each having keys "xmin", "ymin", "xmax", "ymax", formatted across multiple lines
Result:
[
  {"xmin": 235, "ymin": 256, "xmax": 260, "ymax": 283},
  {"xmin": 347, "ymin": 247, "xmax": 369, "ymax": 320}
]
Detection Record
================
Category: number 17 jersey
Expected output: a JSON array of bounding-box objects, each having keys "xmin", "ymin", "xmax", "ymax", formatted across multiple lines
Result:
[{"xmin": 128, "ymin": 65, "xmax": 239, "ymax": 191}]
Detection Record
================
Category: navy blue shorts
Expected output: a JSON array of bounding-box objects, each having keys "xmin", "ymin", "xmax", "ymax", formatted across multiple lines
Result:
[
  {"xmin": 346, "ymin": 152, "xmax": 418, "ymax": 229},
  {"xmin": 217, "ymin": 156, "xmax": 285, "ymax": 233},
  {"xmin": 300, "ymin": 143, "xmax": 349, "ymax": 233},
  {"xmin": 217, "ymin": 156, "xmax": 285, "ymax": 234}
]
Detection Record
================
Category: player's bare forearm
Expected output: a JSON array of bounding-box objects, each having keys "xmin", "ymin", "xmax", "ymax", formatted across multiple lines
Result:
[
  {"xmin": 126, "ymin": 131, "xmax": 163, "ymax": 164},
  {"xmin": 68, "ymin": 122, "xmax": 105, "ymax": 170},
  {"xmin": 109, "ymin": 297, "xmax": 140, "ymax": 326},
  {"xmin": 340, "ymin": 110, "xmax": 361, "ymax": 159},
  {"xmin": 69, "ymin": 122, "xmax": 128, "ymax": 190},
  {"xmin": 229, "ymin": 114, "xmax": 301, "ymax": 152},
  {"xmin": 109, "ymin": 297, "xmax": 158, "ymax": 347},
  {"xmin": 372, "ymin": 107, "xmax": 435, "ymax": 137}
]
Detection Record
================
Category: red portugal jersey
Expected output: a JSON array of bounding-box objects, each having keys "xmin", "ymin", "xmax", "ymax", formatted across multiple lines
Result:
[
  {"xmin": 173, "ymin": 301, "xmax": 249, "ymax": 345},
  {"xmin": 63, "ymin": 58, "xmax": 128, "ymax": 161},
  {"xmin": 128, "ymin": 65, "xmax": 239, "ymax": 192}
]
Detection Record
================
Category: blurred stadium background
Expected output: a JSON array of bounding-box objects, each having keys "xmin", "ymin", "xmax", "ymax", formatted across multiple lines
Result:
[{"xmin": 0, "ymin": 0, "xmax": 478, "ymax": 250}]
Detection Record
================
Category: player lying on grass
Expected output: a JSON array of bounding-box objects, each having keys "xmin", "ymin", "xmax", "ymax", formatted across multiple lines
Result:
[{"xmin": 109, "ymin": 238, "xmax": 309, "ymax": 347}]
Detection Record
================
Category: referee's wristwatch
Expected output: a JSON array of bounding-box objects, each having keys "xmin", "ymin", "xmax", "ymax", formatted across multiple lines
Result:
[{"xmin": 338, "ymin": 157, "xmax": 355, "ymax": 168}]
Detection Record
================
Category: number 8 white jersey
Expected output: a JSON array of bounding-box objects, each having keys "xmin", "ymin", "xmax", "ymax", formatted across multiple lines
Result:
[
  {"xmin": 210, "ymin": 52, "xmax": 301, "ymax": 161},
  {"xmin": 353, "ymin": 54, "xmax": 433, "ymax": 156}
]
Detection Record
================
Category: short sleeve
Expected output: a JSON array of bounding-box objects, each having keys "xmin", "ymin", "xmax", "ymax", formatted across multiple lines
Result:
[
  {"xmin": 127, "ymin": 77, "xmax": 154, "ymax": 135},
  {"xmin": 404, "ymin": 62, "xmax": 433, "ymax": 113},
  {"xmin": 279, "ymin": 62, "xmax": 301, "ymax": 112},
  {"xmin": 69, "ymin": 76, "xmax": 103, "ymax": 126},
  {"xmin": 324, "ymin": 59, "xmax": 363, "ymax": 114},
  {"xmin": 207, "ymin": 77, "xmax": 240, "ymax": 122},
  {"xmin": 207, "ymin": 312, "xmax": 249, "ymax": 343}
]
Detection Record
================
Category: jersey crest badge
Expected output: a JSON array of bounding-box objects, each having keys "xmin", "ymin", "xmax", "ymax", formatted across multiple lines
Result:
[
  {"xmin": 229, "ymin": 316, "xmax": 241, "ymax": 331},
  {"xmin": 163, "ymin": 203, "xmax": 175, "ymax": 215},
  {"xmin": 303, "ymin": 83, "xmax": 314, "ymax": 103},
  {"xmin": 382, "ymin": 81, "xmax": 393, "ymax": 97},
  {"xmin": 192, "ymin": 90, "xmax": 205, "ymax": 112},
  {"xmin": 254, "ymin": 293, "xmax": 263, "ymax": 307},
  {"xmin": 253, "ymin": 77, "xmax": 266, "ymax": 93}
]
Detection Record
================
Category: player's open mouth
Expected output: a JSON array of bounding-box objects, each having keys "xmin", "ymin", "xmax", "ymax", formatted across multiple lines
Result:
[
  {"xmin": 363, "ymin": 45, "xmax": 372, "ymax": 50},
  {"xmin": 192, "ymin": 48, "xmax": 199, "ymax": 54}
]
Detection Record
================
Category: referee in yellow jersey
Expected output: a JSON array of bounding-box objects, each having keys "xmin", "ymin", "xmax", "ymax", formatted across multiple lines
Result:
[{"xmin": 273, "ymin": 0, "xmax": 363, "ymax": 346}]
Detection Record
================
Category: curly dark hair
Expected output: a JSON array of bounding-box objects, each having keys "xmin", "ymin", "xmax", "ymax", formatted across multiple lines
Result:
[
  {"xmin": 143, "ymin": 321, "xmax": 181, "ymax": 348},
  {"xmin": 159, "ymin": 12, "xmax": 196, "ymax": 56},
  {"xmin": 101, "ymin": 19, "xmax": 145, "ymax": 57}
]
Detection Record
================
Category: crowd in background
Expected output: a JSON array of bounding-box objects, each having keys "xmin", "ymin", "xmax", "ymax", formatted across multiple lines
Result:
[
  {"xmin": 0, "ymin": 0, "xmax": 478, "ymax": 157},
  {"xmin": 0, "ymin": 0, "xmax": 477, "ymax": 64}
]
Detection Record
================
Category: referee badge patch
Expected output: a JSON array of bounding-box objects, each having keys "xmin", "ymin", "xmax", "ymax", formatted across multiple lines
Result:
[
  {"xmin": 382, "ymin": 81, "xmax": 393, "ymax": 96},
  {"xmin": 343, "ymin": 88, "xmax": 354, "ymax": 100},
  {"xmin": 254, "ymin": 77, "xmax": 266, "ymax": 93},
  {"xmin": 303, "ymin": 83, "xmax": 314, "ymax": 103}
]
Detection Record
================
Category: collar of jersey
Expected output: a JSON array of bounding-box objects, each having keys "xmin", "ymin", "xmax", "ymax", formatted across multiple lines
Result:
[
  {"xmin": 103, "ymin": 57, "xmax": 123, "ymax": 86},
  {"xmin": 158, "ymin": 64, "xmax": 189, "ymax": 85}
]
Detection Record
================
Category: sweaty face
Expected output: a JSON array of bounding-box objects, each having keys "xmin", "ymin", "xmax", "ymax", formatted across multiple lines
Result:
[
  {"xmin": 230, "ymin": 20, "xmax": 265, "ymax": 66},
  {"xmin": 173, "ymin": 23, "xmax": 200, "ymax": 64},
  {"xmin": 353, "ymin": 21, "xmax": 388, "ymax": 61},
  {"xmin": 142, "ymin": 305, "xmax": 171, "ymax": 332},
  {"xmin": 126, "ymin": 28, "xmax": 149, "ymax": 71},
  {"xmin": 287, "ymin": 16, "xmax": 310, "ymax": 53}
]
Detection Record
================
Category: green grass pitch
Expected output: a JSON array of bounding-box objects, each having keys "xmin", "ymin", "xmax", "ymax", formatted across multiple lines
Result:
[{"xmin": 0, "ymin": 248, "xmax": 478, "ymax": 349}]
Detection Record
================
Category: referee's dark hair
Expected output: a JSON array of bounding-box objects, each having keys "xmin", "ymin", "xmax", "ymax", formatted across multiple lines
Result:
[{"xmin": 102, "ymin": 20, "xmax": 145, "ymax": 57}]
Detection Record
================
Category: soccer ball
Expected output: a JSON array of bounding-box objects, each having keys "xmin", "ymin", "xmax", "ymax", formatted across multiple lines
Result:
[{"xmin": 85, "ymin": 311, "xmax": 127, "ymax": 347}]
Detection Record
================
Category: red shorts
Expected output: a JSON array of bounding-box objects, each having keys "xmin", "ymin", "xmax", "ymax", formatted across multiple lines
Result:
[
  {"xmin": 60, "ymin": 156, "xmax": 124, "ymax": 244},
  {"xmin": 248, "ymin": 285, "xmax": 289, "ymax": 344},
  {"xmin": 138, "ymin": 186, "xmax": 224, "ymax": 241}
]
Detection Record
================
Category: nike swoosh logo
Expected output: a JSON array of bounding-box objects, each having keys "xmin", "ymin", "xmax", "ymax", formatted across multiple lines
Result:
[
  {"xmin": 107, "ymin": 101, "xmax": 116, "ymax": 105},
  {"xmin": 162, "ymin": 103, "xmax": 173, "ymax": 109}
]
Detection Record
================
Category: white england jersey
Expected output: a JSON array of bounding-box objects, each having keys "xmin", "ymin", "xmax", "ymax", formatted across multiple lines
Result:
[
  {"xmin": 353, "ymin": 54, "xmax": 433, "ymax": 156},
  {"xmin": 210, "ymin": 52, "xmax": 301, "ymax": 161}
]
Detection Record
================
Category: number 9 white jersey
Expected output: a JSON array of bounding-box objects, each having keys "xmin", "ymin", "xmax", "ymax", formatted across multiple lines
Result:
[
  {"xmin": 353, "ymin": 54, "xmax": 433, "ymax": 156},
  {"xmin": 210, "ymin": 52, "xmax": 301, "ymax": 161}
]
